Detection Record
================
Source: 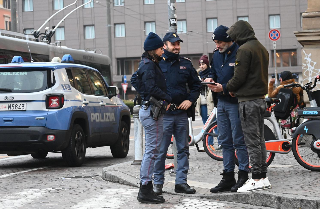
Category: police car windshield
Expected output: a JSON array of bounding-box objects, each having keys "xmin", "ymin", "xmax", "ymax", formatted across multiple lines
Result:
[{"xmin": 0, "ymin": 68, "xmax": 49, "ymax": 93}]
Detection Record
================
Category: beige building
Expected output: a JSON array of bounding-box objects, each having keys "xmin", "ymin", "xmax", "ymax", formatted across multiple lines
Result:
[{"xmin": 16, "ymin": 0, "xmax": 307, "ymax": 99}]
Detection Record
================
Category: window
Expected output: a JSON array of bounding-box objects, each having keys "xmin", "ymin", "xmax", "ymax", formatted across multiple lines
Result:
[
  {"xmin": 23, "ymin": 0, "xmax": 33, "ymax": 12},
  {"xmin": 115, "ymin": 24, "xmax": 125, "ymax": 37},
  {"xmin": 85, "ymin": 25, "xmax": 95, "ymax": 39},
  {"xmin": 5, "ymin": 21, "xmax": 11, "ymax": 31},
  {"xmin": 145, "ymin": 22, "xmax": 155, "ymax": 35},
  {"xmin": 271, "ymin": 50, "xmax": 297, "ymax": 67},
  {"xmin": 117, "ymin": 58, "xmax": 140, "ymax": 75},
  {"xmin": 176, "ymin": 0, "xmax": 185, "ymax": 2},
  {"xmin": 54, "ymin": 0, "xmax": 63, "ymax": 10},
  {"xmin": 84, "ymin": 0, "xmax": 93, "ymax": 8},
  {"xmin": 87, "ymin": 70, "xmax": 107, "ymax": 96},
  {"xmin": 238, "ymin": 16, "xmax": 249, "ymax": 22},
  {"xmin": 177, "ymin": 20, "xmax": 186, "ymax": 34},
  {"xmin": 23, "ymin": 28, "xmax": 34, "ymax": 35},
  {"xmin": 55, "ymin": 27, "xmax": 65, "ymax": 41},
  {"xmin": 67, "ymin": 68, "xmax": 92, "ymax": 95},
  {"xmin": 114, "ymin": 0, "xmax": 124, "ymax": 6},
  {"xmin": 144, "ymin": 0, "xmax": 154, "ymax": 4},
  {"xmin": 270, "ymin": 15, "xmax": 280, "ymax": 29},
  {"xmin": 3, "ymin": 0, "xmax": 10, "ymax": 9},
  {"xmin": 207, "ymin": 18, "xmax": 217, "ymax": 33}
]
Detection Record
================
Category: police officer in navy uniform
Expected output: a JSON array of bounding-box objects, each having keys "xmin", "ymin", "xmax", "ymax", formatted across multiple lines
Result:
[
  {"xmin": 153, "ymin": 32, "xmax": 201, "ymax": 195},
  {"xmin": 131, "ymin": 32, "xmax": 172, "ymax": 204}
]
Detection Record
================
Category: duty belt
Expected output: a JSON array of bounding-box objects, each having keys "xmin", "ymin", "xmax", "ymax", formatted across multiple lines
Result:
[{"xmin": 168, "ymin": 103, "xmax": 180, "ymax": 111}]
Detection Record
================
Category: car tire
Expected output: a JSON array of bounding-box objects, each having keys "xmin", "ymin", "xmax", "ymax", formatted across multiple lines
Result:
[
  {"xmin": 31, "ymin": 150, "xmax": 48, "ymax": 159},
  {"xmin": 110, "ymin": 121, "xmax": 129, "ymax": 158},
  {"xmin": 62, "ymin": 124, "xmax": 86, "ymax": 167}
]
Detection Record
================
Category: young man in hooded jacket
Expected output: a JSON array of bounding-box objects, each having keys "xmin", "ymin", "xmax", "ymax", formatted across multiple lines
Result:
[{"xmin": 225, "ymin": 20, "xmax": 271, "ymax": 192}]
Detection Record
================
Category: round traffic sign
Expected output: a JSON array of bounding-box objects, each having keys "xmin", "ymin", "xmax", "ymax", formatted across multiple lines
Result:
[{"xmin": 269, "ymin": 29, "xmax": 280, "ymax": 41}]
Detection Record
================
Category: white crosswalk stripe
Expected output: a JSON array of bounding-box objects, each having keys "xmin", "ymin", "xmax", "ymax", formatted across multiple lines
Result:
[
  {"xmin": 0, "ymin": 188, "xmax": 51, "ymax": 208},
  {"xmin": 175, "ymin": 198, "xmax": 225, "ymax": 209},
  {"xmin": 71, "ymin": 188, "xmax": 137, "ymax": 209}
]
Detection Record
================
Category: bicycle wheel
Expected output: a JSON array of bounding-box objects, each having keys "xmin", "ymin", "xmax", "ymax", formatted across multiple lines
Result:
[
  {"xmin": 292, "ymin": 134, "xmax": 320, "ymax": 171},
  {"xmin": 203, "ymin": 122, "xmax": 223, "ymax": 161},
  {"xmin": 263, "ymin": 124, "xmax": 276, "ymax": 167}
]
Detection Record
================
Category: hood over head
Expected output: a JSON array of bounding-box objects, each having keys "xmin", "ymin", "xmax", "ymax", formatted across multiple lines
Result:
[{"xmin": 226, "ymin": 20, "xmax": 256, "ymax": 46}]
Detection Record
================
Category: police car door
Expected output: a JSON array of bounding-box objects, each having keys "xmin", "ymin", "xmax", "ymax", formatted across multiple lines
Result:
[
  {"xmin": 68, "ymin": 67, "xmax": 101, "ymax": 145},
  {"xmin": 86, "ymin": 70, "xmax": 118, "ymax": 144}
]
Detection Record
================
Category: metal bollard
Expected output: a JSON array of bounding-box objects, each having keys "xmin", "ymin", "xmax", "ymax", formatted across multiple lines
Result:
[{"xmin": 132, "ymin": 105, "xmax": 144, "ymax": 165}]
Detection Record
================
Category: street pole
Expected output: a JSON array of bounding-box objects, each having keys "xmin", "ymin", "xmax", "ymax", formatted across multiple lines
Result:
[
  {"xmin": 106, "ymin": 0, "xmax": 113, "ymax": 76},
  {"xmin": 168, "ymin": 0, "xmax": 177, "ymax": 33},
  {"xmin": 168, "ymin": 0, "xmax": 178, "ymax": 173},
  {"xmin": 273, "ymin": 41, "xmax": 278, "ymax": 85},
  {"xmin": 11, "ymin": 0, "xmax": 17, "ymax": 32}
]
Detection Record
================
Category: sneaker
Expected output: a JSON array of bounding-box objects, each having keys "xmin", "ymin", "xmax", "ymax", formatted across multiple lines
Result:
[
  {"xmin": 261, "ymin": 177, "xmax": 272, "ymax": 189},
  {"xmin": 237, "ymin": 178, "xmax": 264, "ymax": 193}
]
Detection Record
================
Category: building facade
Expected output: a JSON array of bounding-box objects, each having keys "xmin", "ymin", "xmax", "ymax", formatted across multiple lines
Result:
[
  {"xmin": 16, "ymin": 0, "xmax": 307, "ymax": 99},
  {"xmin": 0, "ymin": 0, "xmax": 11, "ymax": 30}
]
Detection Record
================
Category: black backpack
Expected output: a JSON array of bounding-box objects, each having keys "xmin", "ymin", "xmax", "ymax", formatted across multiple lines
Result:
[{"xmin": 274, "ymin": 88, "xmax": 297, "ymax": 119}]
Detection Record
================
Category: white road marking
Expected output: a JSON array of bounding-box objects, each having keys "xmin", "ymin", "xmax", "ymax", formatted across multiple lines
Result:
[
  {"xmin": 0, "ymin": 155, "xmax": 29, "ymax": 161},
  {"xmin": 71, "ymin": 188, "xmax": 136, "ymax": 209},
  {"xmin": 0, "ymin": 167, "xmax": 47, "ymax": 179},
  {"xmin": 175, "ymin": 198, "xmax": 225, "ymax": 209},
  {"xmin": 0, "ymin": 189, "xmax": 50, "ymax": 208}
]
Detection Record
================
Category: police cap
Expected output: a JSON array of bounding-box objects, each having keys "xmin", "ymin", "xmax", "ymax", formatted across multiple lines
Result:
[{"xmin": 163, "ymin": 32, "xmax": 183, "ymax": 43}]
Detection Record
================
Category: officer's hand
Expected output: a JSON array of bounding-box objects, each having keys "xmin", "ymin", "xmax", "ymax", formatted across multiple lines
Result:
[
  {"xmin": 210, "ymin": 83, "xmax": 223, "ymax": 93},
  {"xmin": 166, "ymin": 104, "xmax": 171, "ymax": 111},
  {"xmin": 178, "ymin": 100, "xmax": 192, "ymax": 110},
  {"xmin": 204, "ymin": 78, "xmax": 214, "ymax": 82},
  {"xmin": 229, "ymin": 92, "xmax": 235, "ymax": 97}
]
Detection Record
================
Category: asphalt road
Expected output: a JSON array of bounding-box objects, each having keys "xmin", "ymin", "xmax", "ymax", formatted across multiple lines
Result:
[{"xmin": 0, "ymin": 116, "xmax": 273, "ymax": 208}]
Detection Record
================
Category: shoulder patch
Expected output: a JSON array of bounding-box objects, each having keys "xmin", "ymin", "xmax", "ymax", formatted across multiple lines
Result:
[
  {"xmin": 235, "ymin": 60, "xmax": 240, "ymax": 66},
  {"xmin": 181, "ymin": 57, "xmax": 192, "ymax": 62}
]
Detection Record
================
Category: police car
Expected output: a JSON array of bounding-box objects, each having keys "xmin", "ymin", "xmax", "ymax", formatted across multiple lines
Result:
[{"xmin": 0, "ymin": 55, "xmax": 131, "ymax": 166}]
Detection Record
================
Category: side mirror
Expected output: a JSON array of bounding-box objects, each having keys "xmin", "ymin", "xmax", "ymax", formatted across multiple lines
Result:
[{"xmin": 107, "ymin": 86, "xmax": 119, "ymax": 98}]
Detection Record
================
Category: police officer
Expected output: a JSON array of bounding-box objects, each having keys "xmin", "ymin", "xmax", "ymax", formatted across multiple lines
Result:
[
  {"xmin": 153, "ymin": 32, "xmax": 201, "ymax": 195},
  {"xmin": 131, "ymin": 32, "xmax": 172, "ymax": 204},
  {"xmin": 205, "ymin": 25, "xmax": 250, "ymax": 193}
]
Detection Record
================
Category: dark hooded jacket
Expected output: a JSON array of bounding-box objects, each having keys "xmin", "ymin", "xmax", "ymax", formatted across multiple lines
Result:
[{"xmin": 226, "ymin": 20, "xmax": 269, "ymax": 101}]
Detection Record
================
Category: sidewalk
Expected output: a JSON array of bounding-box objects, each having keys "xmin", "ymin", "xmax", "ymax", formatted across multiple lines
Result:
[{"xmin": 102, "ymin": 143, "xmax": 320, "ymax": 209}]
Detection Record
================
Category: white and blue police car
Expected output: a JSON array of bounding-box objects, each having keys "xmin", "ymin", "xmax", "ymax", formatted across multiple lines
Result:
[{"xmin": 0, "ymin": 55, "xmax": 131, "ymax": 166}]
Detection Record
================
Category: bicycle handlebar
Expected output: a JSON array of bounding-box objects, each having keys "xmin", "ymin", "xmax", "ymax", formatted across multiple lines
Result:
[{"xmin": 283, "ymin": 75, "xmax": 320, "ymax": 93}]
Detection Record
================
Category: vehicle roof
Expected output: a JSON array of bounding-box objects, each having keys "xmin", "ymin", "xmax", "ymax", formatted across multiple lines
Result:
[{"xmin": 0, "ymin": 62, "xmax": 99, "ymax": 72}]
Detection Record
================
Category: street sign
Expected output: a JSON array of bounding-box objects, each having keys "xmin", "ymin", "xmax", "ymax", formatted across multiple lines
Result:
[
  {"xmin": 273, "ymin": 41, "xmax": 277, "ymax": 49},
  {"xmin": 269, "ymin": 29, "xmax": 281, "ymax": 41},
  {"xmin": 122, "ymin": 83, "xmax": 128, "ymax": 94},
  {"xmin": 123, "ymin": 75, "xmax": 127, "ymax": 84}
]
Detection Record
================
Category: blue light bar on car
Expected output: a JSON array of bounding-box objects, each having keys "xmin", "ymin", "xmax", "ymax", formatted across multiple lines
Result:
[
  {"xmin": 11, "ymin": 56, "xmax": 24, "ymax": 63},
  {"xmin": 61, "ymin": 54, "xmax": 74, "ymax": 63}
]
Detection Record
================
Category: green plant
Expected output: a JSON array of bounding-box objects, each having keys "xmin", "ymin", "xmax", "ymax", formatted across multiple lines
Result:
[{"xmin": 123, "ymin": 100, "xmax": 134, "ymax": 115}]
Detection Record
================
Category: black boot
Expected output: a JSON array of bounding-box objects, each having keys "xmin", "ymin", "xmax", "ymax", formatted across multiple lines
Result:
[
  {"xmin": 137, "ymin": 182, "xmax": 165, "ymax": 204},
  {"xmin": 210, "ymin": 171, "xmax": 236, "ymax": 193},
  {"xmin": 231, "ymin": 170, "xmax": 249, "ymax": 192}
]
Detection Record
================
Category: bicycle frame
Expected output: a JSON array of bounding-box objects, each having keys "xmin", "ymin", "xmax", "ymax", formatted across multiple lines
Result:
[{"xmin": 188, "ymin": 107, "xmax": 217, "ymax": 146}]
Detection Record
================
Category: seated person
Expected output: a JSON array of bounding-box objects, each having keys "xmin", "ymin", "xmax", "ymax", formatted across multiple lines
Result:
[{"xmin": 268, "ymin": 71, "xmax": 303, "ymax": 106}]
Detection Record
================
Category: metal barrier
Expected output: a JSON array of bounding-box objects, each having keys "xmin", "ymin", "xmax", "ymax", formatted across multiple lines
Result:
[{"xmin": 132, "ymin": 105, "xmax": 144, "ymax": 165}]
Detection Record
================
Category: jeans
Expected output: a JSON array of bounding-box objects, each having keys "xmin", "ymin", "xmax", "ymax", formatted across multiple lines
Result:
[
  {"xmin": 153, "ymin": 112, "xmax": 189, "ymax": 185},
  {"xmin": 139, "ymin": 106, "xmax": 164, "ymax": 185},
  {"xmin": 239, "ymin": 99, "xmax": 267, "ymax": 178},
  {"xmin": 217, "ymin": 100, "xmax": 249, "ymax": 172}
]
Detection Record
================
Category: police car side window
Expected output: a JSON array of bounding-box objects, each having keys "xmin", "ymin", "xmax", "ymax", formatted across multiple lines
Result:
[
  {"xmin": 70, "ymin": 68, "xmax": 93, "ymax": 95},
  {"xmin": 87, "ymin": 70, "xmax": 107, "ymax": 96}
]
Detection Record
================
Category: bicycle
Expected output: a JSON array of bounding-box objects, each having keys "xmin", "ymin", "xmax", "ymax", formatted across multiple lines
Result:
[{"xmin": 204, "ymin": 76, "xmax": 320, "ymax": 171}]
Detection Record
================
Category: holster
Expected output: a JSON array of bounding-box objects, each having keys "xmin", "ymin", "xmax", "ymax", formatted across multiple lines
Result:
[
  {"xmin": 149, "ymin": 96, "xmax": 167, "ymax": 121},
  {"xmin": 187, "ymin": 103, "xmax": 196, "ymax": 121}
]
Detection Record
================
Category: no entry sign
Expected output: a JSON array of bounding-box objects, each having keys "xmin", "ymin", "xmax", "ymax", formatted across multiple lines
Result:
[{"xmin": 269, "ymin": 29, "xmax": 280, "ymax": 41}]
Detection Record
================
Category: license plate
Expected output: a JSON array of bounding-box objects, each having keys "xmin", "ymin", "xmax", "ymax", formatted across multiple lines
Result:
[{"xmin": 0, "ymin": 103, "xmax": 27, "ymax": 111}]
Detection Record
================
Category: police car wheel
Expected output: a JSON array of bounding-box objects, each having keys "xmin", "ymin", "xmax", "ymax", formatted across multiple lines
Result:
[
  {"xmin": 62, "ymin": 124, "xmax": 86, "ymax": 167},
  {"xmin": 111, "ymin": 121, "xmax": 129, "ymax": 158},
  {"xmin": 31, "ymin": 151, "xmax": 48, "ymax": 159}
]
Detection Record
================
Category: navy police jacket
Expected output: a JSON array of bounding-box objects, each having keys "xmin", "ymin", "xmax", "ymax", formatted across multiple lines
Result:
[
  {"xmin": 131, "ymin": 53, "xmax": 172, "ymax": 103},
  {"xmin": 210, "ymin": 42, "xmax": 239, "ymax": 104},
  {"xmin": 160, "ymin": 52, "xmax": 201, "ymax": 114}
]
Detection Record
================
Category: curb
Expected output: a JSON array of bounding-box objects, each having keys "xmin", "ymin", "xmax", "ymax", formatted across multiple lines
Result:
[{"xmin": 102, "ymin": 162, "xmax": 320, "ymax": 209}]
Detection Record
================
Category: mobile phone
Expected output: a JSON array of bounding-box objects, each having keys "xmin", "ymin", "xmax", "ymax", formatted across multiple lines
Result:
[{"xmin": 201, "ymin": 82, "xmax": 217, "ymax": 85}]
